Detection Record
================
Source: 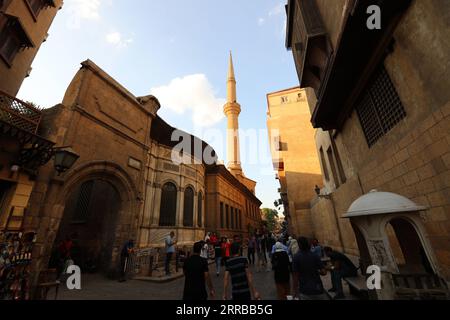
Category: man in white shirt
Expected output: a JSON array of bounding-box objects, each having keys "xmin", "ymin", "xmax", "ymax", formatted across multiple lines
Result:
[{"xmin": 165, "ymin": 231, "xmax": 177, "ymax": 276}]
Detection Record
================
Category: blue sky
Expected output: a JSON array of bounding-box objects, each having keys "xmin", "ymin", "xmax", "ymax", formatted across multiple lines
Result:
[{"xmin": 18, "ymin": 0, "xmax": 299, "ymax": 211}]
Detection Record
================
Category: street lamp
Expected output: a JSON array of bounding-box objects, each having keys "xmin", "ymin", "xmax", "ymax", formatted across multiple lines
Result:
[{"xmin": 53, "ymin": 147, "xmax": 79, "ymax": 175}]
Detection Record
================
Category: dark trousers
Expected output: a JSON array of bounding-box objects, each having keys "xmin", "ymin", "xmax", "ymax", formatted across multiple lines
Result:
[
  {"xmin": 165, "ymin": 252, "xmax": 173, "ymax": 275},
  {"xmin": 331, "ymin": 268, "xmax": 356, "ymax": 295},
  {"xmin": 248, "ymin": 248, "xmax": 255, "ymax": 264},
  {"xmin": 119, "ymin": 255, "xmax": 128, "ymax": 280}
]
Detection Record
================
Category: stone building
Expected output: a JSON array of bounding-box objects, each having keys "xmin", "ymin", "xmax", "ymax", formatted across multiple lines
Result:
[
  {"xmin": 205, "ymin": 164, "xmax": 261, "ymax": 239},
  {"xmin": 0, "ymin": 0, "xmax": 63, "ymax": 97},
  {"xmin": 286, "ymin": 0, "xmax": 450, "ymax": 288},
  {"xmin": 25, "ymin": 60, "xmax": 158, "ymax": 276},
  {"xmin": 1, "ymin": 0, "xmax": 62, "ymax": 232},
  {"xmin": 23, "ymin": 57, "xmax": 261, "ymax": 280},
  {"xmin": 266, "ymin": 87, "xmax": 323, "ymax": 237}
]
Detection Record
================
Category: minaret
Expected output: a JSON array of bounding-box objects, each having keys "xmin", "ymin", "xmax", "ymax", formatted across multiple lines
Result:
[{"xmin": 224, "ymin": 52, "xmax": 243, "ymax": 177}]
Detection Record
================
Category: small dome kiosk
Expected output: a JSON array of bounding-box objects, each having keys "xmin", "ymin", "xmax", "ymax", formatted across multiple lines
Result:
[{"xmin": 344, "ymin": 190, "xmax": 448, "ymax": 300}]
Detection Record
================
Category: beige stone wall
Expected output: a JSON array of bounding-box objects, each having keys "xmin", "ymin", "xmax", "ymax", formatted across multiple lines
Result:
[
  {"xmin": 0, "ymin": 0, "xmax": 63, "ymax": 96},
  {"xmin": 0, "ymin": 135, "xmax": 36, "ymax": 232},
  {"xmin": 267, "ymin": 87, "xmax": 323, "ymax": 237},
  {"xmin": 0, "ymin": 173, "xmax": 34, "ymax": 231},
  {"xmin": 309, "ymin": 1, "xmax": 450, "ymax": 279},
  {"xmin": 205, "ymin": 171, "xmax": 261, "ymax": 239}
]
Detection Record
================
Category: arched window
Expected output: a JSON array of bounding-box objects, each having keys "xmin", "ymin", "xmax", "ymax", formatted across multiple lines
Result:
[
  {"xmin": 197, "ymin": 192, "xmax": 203, "ymax": 227},
  {"xmin": 183, "ymin": 187, "xmax": 194, "ymax": 227},
  {"xmin": 159, "ymin": 182, "xmax": 177, "ymax": 226}
]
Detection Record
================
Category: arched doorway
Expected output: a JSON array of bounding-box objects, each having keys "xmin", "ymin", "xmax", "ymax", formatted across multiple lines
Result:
[
  {"xmin": 386, "ymin": 218, "xmax": 434, "ymax": 275},
  {"xmin": 50, "ymin": 179, "xmax": 121, "ymax": 274}
]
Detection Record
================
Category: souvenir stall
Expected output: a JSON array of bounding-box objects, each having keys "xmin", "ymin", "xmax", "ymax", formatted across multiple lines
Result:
[{"xmin": 0, "ymin": 231, "xmax": 35, "ymax": 300}]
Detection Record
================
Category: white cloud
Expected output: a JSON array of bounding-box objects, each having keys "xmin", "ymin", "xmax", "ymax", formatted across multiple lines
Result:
[
  {"xmin": 65, "ymin": 0, "xmax": 103, "ymax": 29},
  {"xmin": 258, "ymin": 17, "xmax": 265, "ymax": 26},
  {"xmin": 269, "ymin": 3, "xmax": 284, "ymax": 17},
  {"xmin": 150, "ymin": 74, "xmax": 225, "ymax": 127},
  {"xmin": 106, "ymin": 32, "xmax": 133, "ymax": 48}
]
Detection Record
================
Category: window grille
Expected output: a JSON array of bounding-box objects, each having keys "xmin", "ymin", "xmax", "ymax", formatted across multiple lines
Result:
[
  {"xmin": 357, "ymin": 66, "xmax": 406, "ymax": 147},
  {"xmin": 159, "ymin": 183, "xmax": 177, "ymax": 226},
  {"xmin": 183, "ymin": 187, "xmax": 194, "ymax": 227},
  {"xmin": 71, "ymin": 181, "xmax": 94, "ymax": 223}
]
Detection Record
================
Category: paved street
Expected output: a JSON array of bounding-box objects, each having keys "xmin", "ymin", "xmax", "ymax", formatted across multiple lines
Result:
[
  {"xmin": 57, "ymin": 264, "xmax": 278, "ymax": 300},
  {"xmin": 56, "ymin": 262, "xmax": 348, "ymax": 300}
]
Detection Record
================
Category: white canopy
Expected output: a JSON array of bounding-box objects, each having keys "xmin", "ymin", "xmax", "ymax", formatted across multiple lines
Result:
[{"xmin": 343, "ymin": 190, "xmax": 427, "ymax": 218}]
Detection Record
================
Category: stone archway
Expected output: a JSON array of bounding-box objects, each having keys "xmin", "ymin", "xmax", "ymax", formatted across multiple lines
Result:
[
  {"xmin": 50, "ymin": 179, "xmax": 122, "ymax": 274},
  {"xmin": 384, "ymin": 217, "xmax": 435, "ymax": 275},
  {"xmin": 37, "ymin": 161, "xmax": 139, "ymax": 279}
]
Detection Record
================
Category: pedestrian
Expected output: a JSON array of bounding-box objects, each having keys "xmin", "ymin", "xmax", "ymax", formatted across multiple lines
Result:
[
  {"xmin": 323, "ymin": 247, "xmax": 358, "ymax": 299},
  {"xmin": 223, "ymin": 242, "xmax": 260, "ymax": 301},
  {"xmin": 214, "ymin": 238, "xmax": 223, "ymax": 276},
  {"xmin": 288, "ymin": 238, "xmax": 299, "ymax": 257},
  {"xmin": 119, "ymin": 239, "xmax": 134, "ymax": 282},
  {"xmin": 268, "ymin": 234, "xmax": 276, "ymax": 259},
  {"xmin": 210, "ymin": 232, "xmax": 218, "ymax": 246},
  {"xmin": 311, "ymin": 239, "xmax": 323, "ymax": 258},
  {"xmin": 292, "ymin": 237, "xmax": 328, "ymax": 300},
  {"xmin": 271, "ymin": 240, "xmax": 288, "ymax": 255},
  {"xmin": 183, "ymin": 241, "xmax": 215, "ymax": 301},
  {"xmin": 271, "ymin": 242, "xmax": 291, "ymax": 300},
  {"xmin": 288, "ymin": 237, "xmax": 299, "ymax": 268},
  {"xmin": 233, "ymin": 234, "xmax": 243, "ymax": 256},
  {"xmin": 221, "ymin": 237, "xmax": 231, "ymax": 266},
  {"xmin": 200, "ymin": 240, "xmax": 209, "ymax": 259},
  {"xmin": 247, "ymin": 235, "xmax": 256, "ymax": 265},
  {"xmin": 259, "ymin": 234, "xmax": 268, "ymax": 267},
  {"xmin": 255, "ymin": 235, "xmax": 266, "ymax": 272},
  {"xmin": 165, "ymin": 231, "xmax": 177, "ymax": 276},
  {"xmin": 57, "ymin": 236, "xmax": 73, "ymax": 277}
]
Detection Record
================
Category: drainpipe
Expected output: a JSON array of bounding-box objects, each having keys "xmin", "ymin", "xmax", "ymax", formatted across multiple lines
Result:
[{"xmin": 328, "ymin": 193, "xmax": 345, "ymax": 253}]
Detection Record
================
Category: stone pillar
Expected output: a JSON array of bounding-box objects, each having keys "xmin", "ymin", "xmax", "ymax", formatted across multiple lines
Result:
[
  {"xmin": 151, "ymin": 183, "xmax": 162, "ymax": 226},
  {"xmin": 176, "ymin": 187, "xmax": 184, "ymax": 227},
  {"xmin": 193, "ymin": 191, "xmax": 198, "ymax": 228}
]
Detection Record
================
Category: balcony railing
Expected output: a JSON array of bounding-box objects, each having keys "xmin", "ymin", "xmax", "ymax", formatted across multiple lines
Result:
[{"xmin": 0, "ymin": 90, "xmax": 42, "ymax": 135}]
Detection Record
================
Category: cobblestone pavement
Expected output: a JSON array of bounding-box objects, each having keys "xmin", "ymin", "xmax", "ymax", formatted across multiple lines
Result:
[{"xmin": 57, "ymin": 261, "xmax": 349, "ymax": 300}]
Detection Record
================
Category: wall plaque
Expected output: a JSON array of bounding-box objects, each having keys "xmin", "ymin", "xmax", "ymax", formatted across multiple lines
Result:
[{"xmin": 128, "ymin": 157, "xmax": 142, "ymax": 170}]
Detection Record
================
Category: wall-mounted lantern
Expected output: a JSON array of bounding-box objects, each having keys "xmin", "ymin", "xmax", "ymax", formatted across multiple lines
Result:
[{"xmin": 53, "ymin": 147, "xmax": 80, "ymax": 175}]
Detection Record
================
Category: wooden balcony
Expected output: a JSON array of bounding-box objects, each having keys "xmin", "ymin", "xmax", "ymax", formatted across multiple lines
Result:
[
  {"xmin": 0, "ymin": 90, "xmax": 42, "ymax": 135},
  {"xmin": 0, "ymin": 90, "xmax": 55, "ymax": 172}
]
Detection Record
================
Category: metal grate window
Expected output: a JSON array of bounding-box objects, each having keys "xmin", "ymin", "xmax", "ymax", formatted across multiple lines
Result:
[
  {"xmin": 183, "ymin": 187, "xmax": 194, "ymax": 227},
  {"xmin": 159, "ymin": 182, "xmax": 177, "ymax": 227},
  {"xmin": 357, "ymin": 66, "xmax": 406, "ymax": 147},
  {"xmin": 71, "ymin": 181, "xmax": 94, "ymax": 223}
]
